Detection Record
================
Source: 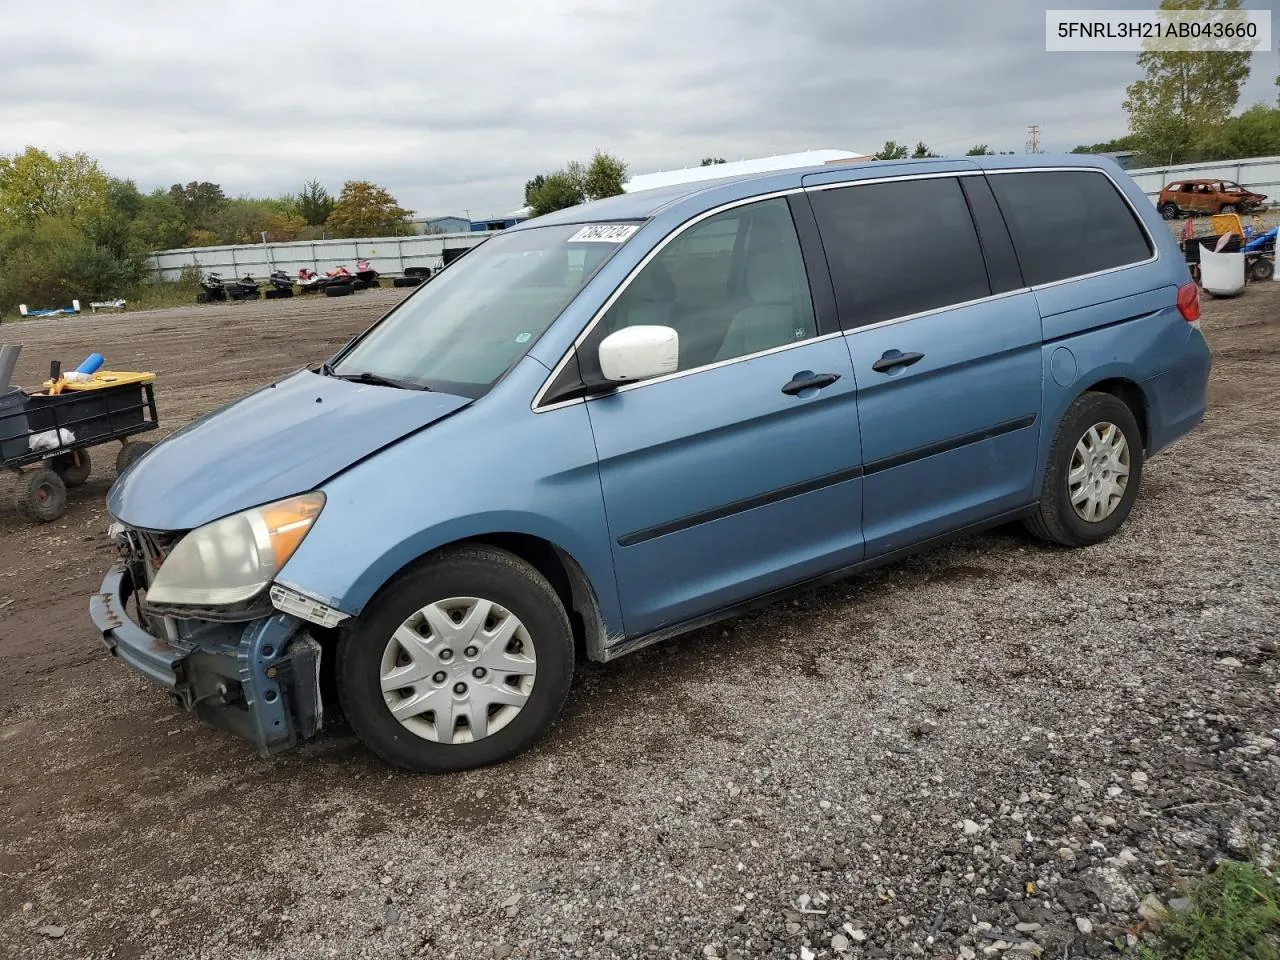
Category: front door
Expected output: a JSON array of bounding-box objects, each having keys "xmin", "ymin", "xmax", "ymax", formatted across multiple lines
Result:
[
  {"xmin": 582, "ymin": 196, "xmax": 865, "ymax": 637},
  {"xmin": 805, "ymin": 173, "xmax": 1044, "ymax": 557}
]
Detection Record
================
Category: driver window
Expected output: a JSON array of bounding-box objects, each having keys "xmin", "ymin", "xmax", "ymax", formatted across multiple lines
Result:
[{"xmin": 601, "ymin": 197, "xmax": 817, "ymax": 374}]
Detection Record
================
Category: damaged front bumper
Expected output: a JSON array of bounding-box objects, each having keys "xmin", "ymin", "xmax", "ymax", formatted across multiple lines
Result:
[{"xmin": 90, "ymin": 562, "xmax": 324, "ymax": 757}]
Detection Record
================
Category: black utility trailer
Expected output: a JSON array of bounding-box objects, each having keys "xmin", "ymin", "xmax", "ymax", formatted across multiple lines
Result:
[{"xmin": 1, "ymin": 364, "xmax": 159, "ymax": 523}]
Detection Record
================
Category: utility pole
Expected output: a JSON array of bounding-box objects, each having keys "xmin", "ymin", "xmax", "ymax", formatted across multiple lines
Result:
[{"xmin": 1026, "ymin": 125, "xmax": 1041, "ymax": 154}]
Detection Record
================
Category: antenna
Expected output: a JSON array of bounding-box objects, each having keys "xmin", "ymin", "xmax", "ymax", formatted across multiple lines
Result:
[{"xmin": 1026, "ymin": 124, "xmax": 1042, "ymax": 154}]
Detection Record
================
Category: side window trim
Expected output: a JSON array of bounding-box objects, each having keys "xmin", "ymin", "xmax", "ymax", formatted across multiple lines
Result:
[
  {"xmin": 788, "ymin": 193, "xmax": 841, "ymax": 337},
  {"xmin": 961, "ymin": 175, "xmax": 1026, "ymax": 294},
  {"xmin": 984, "ymin": 166, "xmax": 1160, "ymax": 290},
  {"xmin": 532, "ymin": 190, "xmax": 831, "ymax": 411}
]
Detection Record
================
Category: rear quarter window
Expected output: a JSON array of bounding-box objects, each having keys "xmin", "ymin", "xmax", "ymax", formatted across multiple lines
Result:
[{"xmin": 989, "ymin": 170, "xmax": 1154, "ymax": 286}]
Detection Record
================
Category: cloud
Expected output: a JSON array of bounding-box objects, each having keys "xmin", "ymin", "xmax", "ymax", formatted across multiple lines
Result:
[{"xmin": 1, "ymin": 0, "xmax": 1276, "ymax": 221}]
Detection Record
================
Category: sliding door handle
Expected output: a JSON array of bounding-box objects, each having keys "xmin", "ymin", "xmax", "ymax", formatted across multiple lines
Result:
[{"xmin": 872, "ymin": 350, "xmax": 925, "ymax": 373}]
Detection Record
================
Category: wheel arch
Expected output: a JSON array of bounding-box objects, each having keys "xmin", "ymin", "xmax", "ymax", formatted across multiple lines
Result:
[
  {"xmin": 1080, "ymin": 376, "xmax": 1149, "ymax": 450},
  {"xmin": 345, "ymin": 530, "xmax": 615, "ymax": 663}
]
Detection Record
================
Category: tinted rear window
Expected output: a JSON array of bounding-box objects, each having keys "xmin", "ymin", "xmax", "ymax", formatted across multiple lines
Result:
[
  {"xmin": 809, "ymin": 176, "xmax": 991, "ymax": 329},
  {"xmin": 988, "ymin": 170, "xmax": 1154, "ymax": 286}
]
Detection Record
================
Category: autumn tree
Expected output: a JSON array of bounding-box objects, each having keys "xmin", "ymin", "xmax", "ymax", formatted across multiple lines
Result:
[
  {"xmin": 324, "ymin": 181, "xmax": 413, "ymax": 237},
  {"xmin": 1122, "ymin": 0, "xmax": 1252, "ymax": 164},
  {"xmin": 0, "ymin": 147, "xmax": 110, "ymax": 228}
]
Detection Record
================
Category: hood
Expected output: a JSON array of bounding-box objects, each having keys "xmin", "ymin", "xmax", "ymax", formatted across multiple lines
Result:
[{"xmin": 108, "ymin": 368, "xmax": 471, "ymax": 531}]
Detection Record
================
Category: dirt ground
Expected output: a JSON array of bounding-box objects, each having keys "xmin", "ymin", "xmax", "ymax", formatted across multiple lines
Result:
[{"xmin": 0, "ymin": 282, "xmax": 1277, "ymax": 960}]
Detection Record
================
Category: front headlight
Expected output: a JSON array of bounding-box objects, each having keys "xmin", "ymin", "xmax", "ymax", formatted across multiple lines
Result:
[{"xmin": 145, "ymin": 493, "xmax": 325, "ymax": 607}]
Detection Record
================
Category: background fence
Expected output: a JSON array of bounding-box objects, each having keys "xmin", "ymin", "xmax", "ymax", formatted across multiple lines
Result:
[
  {"xmin": 146, "ymin": 231, "xmax": 491, "ymax": 283},
  {"xmin": 1128, "ymin": 155, "xmax": 1280, "ymax": 206}
]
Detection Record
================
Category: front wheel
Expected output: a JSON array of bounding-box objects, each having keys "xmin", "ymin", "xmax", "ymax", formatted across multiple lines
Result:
[
  {"xmin": 1220, "ymin": 203, "xmax": 1237, "ymax": 215},
  {"xmin": 1024, "ymin": 392, "xmax": 1145, "ymax": 548},
  {"xmin": 1160, "ymin": 202, "xmax": 1179, "ymax": 220},
  {"xmin": 337, "ymin": 545, "xmax": 575, "ymax": 773}
]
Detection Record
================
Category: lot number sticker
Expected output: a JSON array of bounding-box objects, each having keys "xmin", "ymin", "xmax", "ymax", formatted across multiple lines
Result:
[{"xmin": 569, "ymin": 224, "xmax": 639, "ymax": 243}]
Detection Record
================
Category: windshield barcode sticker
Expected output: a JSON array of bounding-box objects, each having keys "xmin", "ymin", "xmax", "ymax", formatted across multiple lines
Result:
[{"xmin": 568, "ymin": 224, "xmax": 639, "ymax": 243}]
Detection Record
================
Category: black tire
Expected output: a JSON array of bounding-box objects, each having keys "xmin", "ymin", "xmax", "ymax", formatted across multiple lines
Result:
[
  {"xmin": 363, "ymin": 278, "xmax": 381, "ymax": 288},
  {"xmin": 1220, "ymin": 203, "xmax": 1237, "ymax": 215},
  {"xmin": 337, "ymin": 545, "xmax": 575, "ymax": 773},
  {"xmin": 1024, "ymin": 391, "xmax": 1145, "ymax": 548},
  {"xmin": 404, "ymin": 267, "xmax": 432, "ymax": 278},
  {"xmin": 116, "ymin": 440, "xmax": 154, "ymax": 475},
  {"xmin": 1249, "ymin": 257, "xmax": 1274, "ymax": 282},
  {"xmin": 51, "ymin": 449, "xmax": 91, "ymax": 487},
  {"xmin": 393, "ymin": 276, "xmax": 422, "ymax": 288},
  {"xmin": 1160, "ymin": 202, "xmax": 1179, "ymax": 220},
  {"xmin": 351, "ymin": 279, "xmax": 368, "ymax": 291},
  {"xmin": 264, "ymin": 288, "xmax": 291, "ymax": 299},
  {"xmin": 325, "ymin": 283, "xmax": 354, "ymax": 297},
  {"xmin": 18, "ymin": 468, "xmax": 67, "ymax": 523}
]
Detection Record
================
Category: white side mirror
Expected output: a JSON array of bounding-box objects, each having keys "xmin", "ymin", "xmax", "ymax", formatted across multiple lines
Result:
[{"xmin": 598, "ymin": 325, "xmax": 679, "ymax": 382}]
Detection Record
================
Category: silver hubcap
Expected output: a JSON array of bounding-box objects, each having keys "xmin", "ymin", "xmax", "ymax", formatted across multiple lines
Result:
[
  {"xmin": 380, "ymin": 597, "xmax": 536, "ymax": 744},
  {"xmin": 1069, "ymin": 421, "xmax": 1131, "ymax": 523}
]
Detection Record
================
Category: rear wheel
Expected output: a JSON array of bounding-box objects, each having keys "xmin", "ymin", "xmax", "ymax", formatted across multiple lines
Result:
[
  {"xmin": 1249, "ymin": 257, "xmax": 1274, "ymax": 282},
  {"xmin": 1160, "ymin": 202, "xmax": 1179, "ymax": 220},
  {"xmin": 325, "ymin": 283, "xmax": 354, "ymax": 297},
  {"xmin": 51, "ymin": 448, "xmax": 91, "ymax": 487},
  {"xmin": 18, "ymin": 468, "xmax": 67, "ymax": 522},
  {"xmin": 1220, "ymin": 203, "xmax": 1237, "ymax": 214},
  {"xmin": 393, "ymin": 276, "xmax": 422, "ymax": 288},
  {"xmin": 1024, "ymin": 392, "xmax": 1144, "ymax": 548},
  {"xmin": 337, "ymin": 545, "xmax": 575, "ymax": 773},
  {"xmin": 116, "ymin": 440, "xmax": 154, "ymax": 475}
]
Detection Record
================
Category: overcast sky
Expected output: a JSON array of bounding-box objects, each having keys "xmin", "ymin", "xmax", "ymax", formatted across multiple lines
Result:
[{"xmin": 2, "ymin": 0, "xmax": 1277, "ymax": 221}]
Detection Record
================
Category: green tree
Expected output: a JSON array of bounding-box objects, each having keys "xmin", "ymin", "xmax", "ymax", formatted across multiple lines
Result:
[
  {"xmin": 582, "ymin": 150, "xmax": 628, "ymax": 201},
  {"xmin": 0, "ymin": 216, "xmax": 142, "ymax": 311},
  {"xmin": 911, "ymin": 141, "xmax": 940, "ymax": 158},
  {"xmin": 527, "ymin": 171, "xmax": 585, "ymax": 217},
  {"xmin": 1122, "ymin": 0, "xmax": 1253, "ymax": 164},
  {"xmin": 700, "ymin": 157, "xmax": 727, "ymax": 165},
  {"xmin": 295, "ymin": 178, "xmax": 334, "ymax": 226},
  {"xmin": 524, "ymin": 174, "xmax": 546, "ymax": 207},
  {"xmin": 873, "ymin": 141, "xmax": 910, "ymax": 160},
  {"xmin": 1194, "ymin": 103, "xmax": 1280, "ymax": 160},
  {"xmin": 525, "ymin": 151, "xmax": 628, "ymax": 217},
  {"xmin": 324, "ymin": 181, "xmax": 414, "ymax": 237},
  {"xmin": 1070, "ymin": 135, "xmax": 1140, "ymax": 154},
  {"xmin": 130, "ymin": 189, "xmax": 191, "ymax": 251},
  {"xmin": 966, "ymin": 145, "xmax": 995, "ymax": 155},
  {"xmin": 168, "ymin": 181, "xmax": 227, "ymax": 232},
  {"xmin": 0, "ymin": 146, "xmax": 110, "ymax": 228}
]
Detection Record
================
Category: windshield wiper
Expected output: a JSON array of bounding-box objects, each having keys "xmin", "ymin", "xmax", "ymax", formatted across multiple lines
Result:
[{"xmin": 333, "ymin": 370, "xmax": 430, "ymax": 391}]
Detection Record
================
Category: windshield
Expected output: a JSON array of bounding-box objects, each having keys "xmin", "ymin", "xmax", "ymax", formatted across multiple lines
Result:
[{"xmin": 330, "ymin": 223, "xmax": 639, "ymax": 395}]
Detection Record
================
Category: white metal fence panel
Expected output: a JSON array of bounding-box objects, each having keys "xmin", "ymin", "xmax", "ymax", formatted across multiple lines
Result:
[
  {"xmin": 147, "ymin": 231, "xmax": 491, "ymax": 282},
  {"xmin": 1126, "ymin": 155, "xmax": 1280, "ymax": 206}
]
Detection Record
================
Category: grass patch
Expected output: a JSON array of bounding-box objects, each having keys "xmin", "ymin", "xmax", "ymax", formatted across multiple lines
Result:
[
  {"xmin": 120, "ymin": 280, "xmax": 202, "ymax": 312},
  {"xmin": 1140, "ymin": 860, "xmax": 1280, "ymax": 960}
]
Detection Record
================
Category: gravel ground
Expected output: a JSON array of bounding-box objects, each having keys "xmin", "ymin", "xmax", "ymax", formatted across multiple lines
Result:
[{"xmin": 1, "ymin": 285, "xmax": 1277, "ymax": 960}]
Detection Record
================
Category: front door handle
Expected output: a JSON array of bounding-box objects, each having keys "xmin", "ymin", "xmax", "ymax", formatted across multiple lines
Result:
[
  {"xmin": 871, "ymin": 350, "xmax": 925, "ymax": 373},
  {"xmin": 781, "ymin": 372, "xmax": 841, "ymax": 396}
]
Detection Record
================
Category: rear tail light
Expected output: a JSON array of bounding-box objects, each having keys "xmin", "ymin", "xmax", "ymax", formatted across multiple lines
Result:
[{"xmin": 1177, "ymin": 281, "xmax": 1201, "ymax": 324}]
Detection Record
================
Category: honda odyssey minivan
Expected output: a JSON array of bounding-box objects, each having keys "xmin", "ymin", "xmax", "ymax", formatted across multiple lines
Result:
[{"xmin": 92, "ymin": 154, "xmax": 1211, "ymax": 772}]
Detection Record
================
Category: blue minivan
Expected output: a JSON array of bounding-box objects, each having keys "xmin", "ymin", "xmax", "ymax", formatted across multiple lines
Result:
[{"xmin": 92, "ymin": 154, "xmax": 1211, "ymax": 772}]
